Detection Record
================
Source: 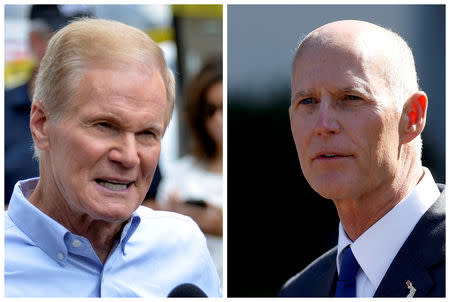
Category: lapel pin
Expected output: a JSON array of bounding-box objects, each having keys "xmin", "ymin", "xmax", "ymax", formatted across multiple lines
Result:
[{"xmin": 406, "ymin": 280, "xmax": 416, "ymax": 298}]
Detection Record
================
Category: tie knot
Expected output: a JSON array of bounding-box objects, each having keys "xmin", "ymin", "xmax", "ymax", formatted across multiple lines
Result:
[{"xmin": 339, "ymin": 246, "xmax": 360, "ymax": 280}]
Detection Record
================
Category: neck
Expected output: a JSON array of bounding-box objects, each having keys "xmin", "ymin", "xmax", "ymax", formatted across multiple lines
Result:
[
  {"xmin": 335, "ymin": 163, "xmax": 424, "ymax": 241},
  {"xmin": 29, "ymin": 166, "xmax": 124, "ymax": 264}
]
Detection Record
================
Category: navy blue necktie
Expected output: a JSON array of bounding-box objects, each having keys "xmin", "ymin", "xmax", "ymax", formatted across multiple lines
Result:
[{"xmin": 334, "ymin": 246, "xmax": 360, "ymax": 297}]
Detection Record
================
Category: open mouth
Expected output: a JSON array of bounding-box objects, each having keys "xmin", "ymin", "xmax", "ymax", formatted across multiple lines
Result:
[{"xmin": 95, "ymin": 179, "xmax": 133, "ymax": 191}]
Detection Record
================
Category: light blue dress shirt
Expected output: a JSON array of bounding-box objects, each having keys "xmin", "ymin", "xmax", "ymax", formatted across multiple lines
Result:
[{"xmin": 5, "ymin": 178, "xmax": 221, "ymax": 297}]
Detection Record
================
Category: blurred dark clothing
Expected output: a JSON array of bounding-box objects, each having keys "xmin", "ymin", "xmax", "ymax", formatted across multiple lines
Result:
[
  {"xmin": 145, "ymin": 165, "xmax": 161, "ymax": 200},
  {"xmin": 30, "ymin": 5, "xmax": 93, "ymax": 31},
  {"xmin": 5, "ymin": 82, "xmax": 39, "ymax": 204}
]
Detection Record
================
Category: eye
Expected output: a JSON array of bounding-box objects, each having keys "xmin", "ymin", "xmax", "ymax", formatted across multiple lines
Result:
[
  {"xmin": 141, "ymin": 130, "xmax": 155, "ymax": 136},
  {"xmin": 137, "ymin": 130, "xmax": 159, "ymax": 143},
  {"xmin": 345, "ymin": 95, "xmax": 362, "ymax": 101},
  {"xmin": 93, "ymin": 121, "xmax": 118, "ymax": 134},
  {"xmin": 299, "ymin": 97, "xmax": 315, "ymax": 105},
  {"xmin": 98, "ymin": 122, "xmax": 112, "ymax": 128}
]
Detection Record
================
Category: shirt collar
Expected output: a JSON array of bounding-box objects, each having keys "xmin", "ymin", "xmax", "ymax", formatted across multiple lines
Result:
[
  {"xmin": 336, "ymin": 168, "xmax": 439, "ymax": 288},
  {"xmin": 8, "ymin": 178, "xmax": 71, "ymax": 266},
  {"xmin": 7, "ymin": 178, "xmax": 143, "ymax": 264},
  {"xmin": 120, "ymin": 212, "xmax": 141, "ymax": 255}
]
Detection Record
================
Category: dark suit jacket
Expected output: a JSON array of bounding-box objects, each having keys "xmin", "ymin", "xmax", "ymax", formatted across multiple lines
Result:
[{"xmin": 279, "ymin": 184, "xmax": 445, "ymax": 297}]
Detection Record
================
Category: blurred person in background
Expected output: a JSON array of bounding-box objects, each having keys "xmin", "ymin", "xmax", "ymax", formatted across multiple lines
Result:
[
  {"xmin": 5, "ymin": 5, "xmax": 92, "ymax": 205},
  {"xmin": 154, "ymin": 55, "xmax": 223, "ymax": 282},
  {"xmin": 5, "ymin": 18, "xmax": 221, "ymax": 297}
]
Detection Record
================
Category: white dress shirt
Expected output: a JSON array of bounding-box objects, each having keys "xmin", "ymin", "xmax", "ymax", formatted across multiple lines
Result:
[{"xmin": 336, "ymin": 168, "xmax": 440, "ymax": 297}]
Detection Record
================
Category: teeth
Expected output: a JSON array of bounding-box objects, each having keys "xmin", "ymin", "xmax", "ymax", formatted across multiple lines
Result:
[
  {"xmin": 97, "ymin": 180, "xmax": 129, "ymax": 191},
  {"xmin": 323, "ymin": 154, "xmax": 337, "ymax": 157}
]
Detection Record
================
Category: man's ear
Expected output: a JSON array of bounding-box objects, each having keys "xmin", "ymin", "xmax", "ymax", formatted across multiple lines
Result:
[
  {"xmin": 401, "ymin": 91, "xmax": 427, "ymax": 144},
  {"xmin": 30, "ymin": 100, "xmax": 50, "ymax": 151}
]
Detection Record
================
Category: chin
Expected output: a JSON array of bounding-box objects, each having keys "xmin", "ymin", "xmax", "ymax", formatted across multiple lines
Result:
[
  {"xmin": 96, "ymin": 210, "xmax": 135, "ymax": 223},
  {"xmin": 315, "ymin": 189, "xmax": 348, "ymax": 200},
  {"xmin": 89, "ymin": 202, "xmax": 140, "ymax": 223},
  {"xmin": 308, "ymin": 178, "xmax": 354, "ymax": 201},
  {"xmin": 85, "ymin": 188, "xmax": 143, "ymax": 220}
]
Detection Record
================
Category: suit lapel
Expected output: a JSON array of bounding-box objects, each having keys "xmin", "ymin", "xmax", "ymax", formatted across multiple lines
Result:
[
  {"xmin": 314, "ymin": 247, "xmax": 338, "ymax": 297},
  {"xmin": 374, "ymin": 188, "xmax": 445, "ymax": 297},
  {"xmin": 325, "ymin": 267, "xmax": 338, "ymax": 297}
]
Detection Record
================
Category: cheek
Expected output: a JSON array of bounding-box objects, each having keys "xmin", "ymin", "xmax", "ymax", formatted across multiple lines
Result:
[
  {"xmin": 290, "ymin": 115, "xmax": 309, "ymax": 156},
  {"xmin": 206, "ymin": 117, "xmax": 222, "ymax": 132},
  {"xmin": 355, "ymin": 112, "xmax": 398, "ymax": 166},
  {"xmin": 70, "ymin": 134, "xmax": 107, "ymax": 164},
  {"xmin": 51, "ymin": 130, "xmax": 109, "ymax": 176},
  {"xmin": 290, "ymin": 118, "xmax": 314, "ymax": 177},
  {"xmin": 140, "ymin": 145, "xmax": 161, "ymax": 178},
  {"xmin": 205, "ymin": 118, "xmax": 223, "ymax": 144},
  {"xmin": 378, "ymin": 116, "xmax": 401, "ymax": 159},
  {"xmin": 205, "ymin": 119, "xmax": 214, "ymax": 133}
]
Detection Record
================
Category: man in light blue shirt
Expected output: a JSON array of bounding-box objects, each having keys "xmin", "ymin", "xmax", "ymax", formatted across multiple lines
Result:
[
  {"xmin": 6, "ymin": 179, "xmax": 220, "ymax": 297},
  {"xmin": 5, "ymin": 18, "xmax": 221, "ymax": 297}
]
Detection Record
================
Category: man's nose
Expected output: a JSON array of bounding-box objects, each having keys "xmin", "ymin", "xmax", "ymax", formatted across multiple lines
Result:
[
  {"xmin": 109, "ymin": 133, "xmax": 140, "ymax": 168},
  {"xmin": 314, "ymin": 101, "xmax": 340, "ymax": 136}
]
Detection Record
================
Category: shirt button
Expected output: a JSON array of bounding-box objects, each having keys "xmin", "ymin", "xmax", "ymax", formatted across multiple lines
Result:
[
  {"xmin": 57, "ymin": 253, "xmax": 64, "ymax": 260},
  {"xmin": 72, "ymin": 239, "xmax": 82, "ymax": 248}
]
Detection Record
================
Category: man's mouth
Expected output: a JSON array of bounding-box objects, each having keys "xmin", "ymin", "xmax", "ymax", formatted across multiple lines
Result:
[
  {"xmin": 321, "ymin": 154, "xmax": 339, "ymax": 158},
  {"xmin": 314, "ymin": 152, "xmax": 351, "ymax": 160},
  {"xmin": 95, "ymin": 179, "xmax": 133, "ymax": 191}
]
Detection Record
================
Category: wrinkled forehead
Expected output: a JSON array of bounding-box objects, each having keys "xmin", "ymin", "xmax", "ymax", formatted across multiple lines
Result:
[
  {"xmin": 60, "ymin": 65, "xmax": 167, "ymax": 119},
  {"xmin": 292, "ymin": 42, "xmax": 365, "ymax": 85}
]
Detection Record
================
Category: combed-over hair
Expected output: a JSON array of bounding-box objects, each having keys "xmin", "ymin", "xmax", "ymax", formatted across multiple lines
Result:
[{"xmin": 33, "ymin": 18, "xmax": 175, "ymax": 158}]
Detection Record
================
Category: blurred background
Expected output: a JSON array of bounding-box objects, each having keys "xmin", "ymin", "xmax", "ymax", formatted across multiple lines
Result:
[
  {"xmin": 227, "ymin": 5, "xmax": 445, "ymax": 297},
  {"xmin": 5, "ymin": 3, "xmax": 223, "ymax": 284}
]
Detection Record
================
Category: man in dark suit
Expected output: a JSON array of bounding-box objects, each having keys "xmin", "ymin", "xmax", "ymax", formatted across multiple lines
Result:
[{"xmin": 279, "ymin": 20, "xmax": 445, "ymax": 297}]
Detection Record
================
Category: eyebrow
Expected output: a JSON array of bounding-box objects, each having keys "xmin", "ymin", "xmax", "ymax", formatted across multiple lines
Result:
[
  {"xmin": 291, "ymin": 89, "xmax": 314, "ymax": 103},
  {"xmin": 341, "ymin": 85, "xmax": 372, "ymax": 96},
  {"xmin": 291, "ymin": 84, "xmax": 374, "ymax": 103},
  {"xmin": 93, "ymin": 112, "xmax": 164, "ymax": 135}
]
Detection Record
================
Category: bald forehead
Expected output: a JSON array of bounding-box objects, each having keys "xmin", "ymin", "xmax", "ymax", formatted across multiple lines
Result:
[
  {"xmin": 293, "ymin": 21, "xmax": 391, "ymax": 92},
  {"xmin": 295, "ymin": 20, "xmax": 393, "ymax": 64},
  {"xmin": 292, "ymin": 20, "xmax": 419, "ymax": 106},
  {"xmin": 311, "ymin": 20, "xmax": 387, "ymax": 39}
]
